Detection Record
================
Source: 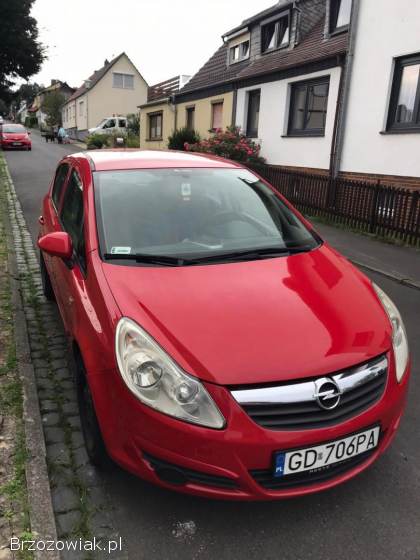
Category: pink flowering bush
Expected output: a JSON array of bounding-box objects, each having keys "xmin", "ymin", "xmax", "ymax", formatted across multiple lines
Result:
[{"xmin": 184, "ymin": 126, "xmax": 265, "ymax": 164}]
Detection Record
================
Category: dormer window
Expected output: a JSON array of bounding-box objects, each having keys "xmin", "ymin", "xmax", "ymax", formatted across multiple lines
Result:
[
  {"xmin": 229, "ymin": 39, "xmax": 250, "ymax": 64},
  {"xmin": 330, "ymin": 0, "xmax": 352, "ymax": 33},
  {"xmin": 261, "ymin": 13, "xmax": 290, "ymax": 54}
]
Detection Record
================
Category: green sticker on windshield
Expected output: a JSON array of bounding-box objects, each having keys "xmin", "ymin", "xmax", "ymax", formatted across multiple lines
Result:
[{"xmin": 111, "ymin": 247, "xmax": 131, "ymax": 255}]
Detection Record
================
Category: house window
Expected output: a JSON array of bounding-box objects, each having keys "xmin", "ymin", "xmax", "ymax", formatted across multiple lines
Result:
[
  {"xmin": 261, "ymin": 13, "xmax": 290, "ymax": 53},
  {"xmin": 79, "ymin": 101, "xmax": 84, "ymax": 116},
  {"xmin": 229, "ymin": 40, "xmax": 250, "ymax": 64},
  {"xmin": 246, "ymin": 90, "xmax": 261, "ymax": 138},
  {"xmin": 186, "ymin": 106, "xmax": 195, "ymax": 130},
  {"xmin": 288, "ymin": 77, "xmax": 330, "ymax": 136},
  {"xmin": 330, "ymin": 0, "xmax": 352, "ymax": 33},
  {"xmin": 387, "ymin": 54, "xmax": 420, "ymax": 131},
  {"xmin": 113, "ymin": 73, "xmax": 134, "ymax": 89},
  {"xmin": 148, "ymin": 112, "xmax": 163, "ymax": 140},
  {"xmin": 211, "ymin": 102, "xmax": 223, "ymax": 130}
]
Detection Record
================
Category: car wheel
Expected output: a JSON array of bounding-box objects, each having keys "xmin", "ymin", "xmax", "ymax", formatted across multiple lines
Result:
[
  {"xmin": 76, "ymin": 357, "xmax": 109, "ymax": 468},
  {"xmin": 40, "ymin": 252, "xmax": 55, "ymax": 301}
]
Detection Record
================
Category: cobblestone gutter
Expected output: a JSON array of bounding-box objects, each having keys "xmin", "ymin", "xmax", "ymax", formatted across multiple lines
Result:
[{"xmin": 1, "ymin": 158, "xmax": 125, "ymax": 559}]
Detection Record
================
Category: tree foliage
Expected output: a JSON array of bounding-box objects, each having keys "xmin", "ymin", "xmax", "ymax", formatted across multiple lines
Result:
[
  {"xmin": 14, "ymin": 83, "xmax": 42, "ymax": 106},
  {"xmin": 41, "ymin": 91, "xmax": 65, "ymax": 128},
  {"xmin": 0, "ymin": 0, "xmax": 45, "ymax": 95}
]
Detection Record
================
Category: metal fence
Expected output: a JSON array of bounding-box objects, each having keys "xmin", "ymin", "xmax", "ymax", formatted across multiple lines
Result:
[{"xmin": 248, "ymin": 165, "xmax": 420, "ymax": 247}]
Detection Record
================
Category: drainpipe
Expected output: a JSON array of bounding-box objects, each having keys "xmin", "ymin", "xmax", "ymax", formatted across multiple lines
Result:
[{"xmin": 330, "ymin": 0, "xmax": 361, "ymax": 179}]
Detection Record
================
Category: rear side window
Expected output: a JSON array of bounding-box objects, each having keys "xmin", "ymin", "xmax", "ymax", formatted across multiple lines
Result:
[
  {"xmin": 52, "ymin": 163, "xmax": 69, "ymax": 209},
  {"xmin": 60, "ymin": 169, "xmax": 86, "ymax": 271}
]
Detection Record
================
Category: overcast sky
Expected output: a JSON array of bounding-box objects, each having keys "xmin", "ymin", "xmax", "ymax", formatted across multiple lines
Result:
[{"xmin": 30, "ymin": 0, "xmax": 275, "ymax": 89}]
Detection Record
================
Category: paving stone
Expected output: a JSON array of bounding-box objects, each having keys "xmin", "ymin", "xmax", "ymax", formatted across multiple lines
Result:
[
  {"xmin": 61, "ymin": 380, "xmax": 76, "ymax": 391},
  {"xmin": 40, "ymin": 399, "xmax": 58, "ymax": 413},
  {"xmin": 56, "ymin": 510, "xmax": 81, "ymax": 538},
  {"xmin": 88, "ymin": 511, "xmax": 114, "ymax": 539},
  {"xmin": 38, "ymin": 388, "xmax": 56, "ymax": 400},
  {"xmin": 71, "ymin": 431, "xmax": 85, "ymax": 449},
  {"xmin": 49, "ymin": 465, "xmax": 74, "ymax": 488},
  {"xmin": 35, "ymin": 377, "xmax": 52, "ymax": 390},
  {"xmin": 52, "ymin": 359, "xmax": 68, "ymax": 370},
  {"xmin": 42, "ymin": 412, "xmax": 60, "ymax": 427},
  {"xmin": 63, "ymin": 402, "xmax": 79, "ymax": 416},
  {"xmin": 73, "ymin": 446, "xmax": 90, "ymax": 469},
  {"xmin": 68, "ymin": 416, "xmax": 82, "ymax": 430},
  {"xmin": 44, "ymin": 426, "xmax": 66, "ymax": 444},
  {"xmin": 34, "ymin": 367, "xmax": 50, "ymax": 378},
  {"xmin": 51, "ymin": 486, "xmax": 80, "ymax": 513},
  {"xmin": 47, "ymin": 442, "xmax": 71, "ymax": 464},
  {"xmin": 33, "ymin": 358, "xmax": 48, "ymax": 369},
  {"xmin": 87, "ymin": 486, "xmax": 109, "ymax": 509},
  {"xmin": 55, "ymin": 368, "xmax": 72, "ymax": 381},
  {"xmin": 77, "ymin": 464, "xmax": 103, "ymax": 487}
]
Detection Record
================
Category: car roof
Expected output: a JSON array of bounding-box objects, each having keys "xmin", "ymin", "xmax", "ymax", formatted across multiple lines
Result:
[{"xmin": 73, "ymin": 149, "xmax": 243, "ymax": 171}]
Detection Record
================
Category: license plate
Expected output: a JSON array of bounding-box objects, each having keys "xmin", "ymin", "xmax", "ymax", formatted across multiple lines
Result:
[
  {"xmin": 12, "ymin": 142, "xmax": 22, "ymax": 146},
  {"xmin": 274, "ymin": 426, "xmax": 380, "ymax": 478}
]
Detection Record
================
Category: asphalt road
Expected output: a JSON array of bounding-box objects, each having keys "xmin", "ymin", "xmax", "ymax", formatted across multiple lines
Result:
[{"xmin": 4, "ymin": 131, "xmax": 420, "ymax": 560}]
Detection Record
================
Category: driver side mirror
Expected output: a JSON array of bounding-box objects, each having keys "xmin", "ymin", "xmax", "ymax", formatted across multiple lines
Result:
[{"xmin": 38, "ymin": 232, "xmax": 73, "ymax": 260}]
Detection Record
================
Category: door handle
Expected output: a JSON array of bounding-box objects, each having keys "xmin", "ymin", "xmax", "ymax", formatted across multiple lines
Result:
[{"xmin": 38, "ymin": 215, "xmax": 45, "ymax": 225}]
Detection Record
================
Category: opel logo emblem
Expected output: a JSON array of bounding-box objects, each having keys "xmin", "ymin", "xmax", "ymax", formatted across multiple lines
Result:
[{"xmin": 314, "ymin": 378, "xmax": 342, "ymax": 410}]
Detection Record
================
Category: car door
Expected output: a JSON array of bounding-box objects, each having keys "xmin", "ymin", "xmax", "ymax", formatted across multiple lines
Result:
[
  {"xmin": 53, "ymin": 165, "xmax": 88, "ymax": 335},
  {"xmin": 41, "ymin": 162, "xmax": 71, "ymax": 296}
]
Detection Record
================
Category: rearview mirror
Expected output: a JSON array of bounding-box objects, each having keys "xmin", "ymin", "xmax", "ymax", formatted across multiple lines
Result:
[{"xmin": 38, "ymin": 232, "xmax": 73, "ymax": 260}]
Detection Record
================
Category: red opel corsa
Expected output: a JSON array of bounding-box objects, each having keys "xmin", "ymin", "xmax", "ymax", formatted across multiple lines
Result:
[
  {"xmin": 0, "ymin": 123, "xmax": 32, "ymax": 150},
  {"xmin": 38, "ymin": 150, "xmax": 410, "ymax": 500}
]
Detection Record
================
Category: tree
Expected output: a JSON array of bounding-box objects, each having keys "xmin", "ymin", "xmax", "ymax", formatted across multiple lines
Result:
[
  {"xmin": 41, "ymin": 91, "xmax": 65, "ymax": 128},
  {"xmin": 14, "ymin": 82, "xmax": 42, "ymax": 106},
  {"xmin": 0, "ymin": 99, "xmax": 8, "ymax": 116},
  {"xmin": 0, "ymin": 0, "xmax": 45, "ymax": 96}
]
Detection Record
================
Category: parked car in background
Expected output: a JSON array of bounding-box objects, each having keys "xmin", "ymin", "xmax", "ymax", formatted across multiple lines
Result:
[
  {"xmin": 37, "ymin": 150, "xmax": 410, "ymax": 500},
  {"xmin": 88, "ymin": 116, "xmax": 127, "ymax": 136},
  {"xmin": 0, "ymin": 123, "xmax": 32, "ymax": 150}
]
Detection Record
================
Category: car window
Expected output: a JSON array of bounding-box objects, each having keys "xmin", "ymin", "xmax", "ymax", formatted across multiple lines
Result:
[
  {"xmin": 105, "ymin": 119, "xmax": 116, "ymax": 128},
  {"xmin": 94, "ymin": 168, "xmax": 319, "ymax": 262},
  {"xmin": 52, "ymin": 163, "xmax": 69, "ymax": 209},
  {"xmin": 60, "ymin": 169, "xmax": 86, "ymax": 272},
  {"xmin": 118, "ymin": 119, "xmax": 126, "ymax": 127}
]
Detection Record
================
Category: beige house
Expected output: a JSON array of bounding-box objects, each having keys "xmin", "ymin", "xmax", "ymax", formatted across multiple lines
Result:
[
  {"xmin": 139, "ymin": 75, "xmax": 191, "ymax": 149},
  {"xmin": 62, "ymin": 52, "xmax": 148, "ymax": 140}
]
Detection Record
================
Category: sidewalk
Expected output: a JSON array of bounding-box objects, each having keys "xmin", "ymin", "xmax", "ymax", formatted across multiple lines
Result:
[{"xmin": 315, "ymin": 221, "xmax": 420, "ymax": 290}]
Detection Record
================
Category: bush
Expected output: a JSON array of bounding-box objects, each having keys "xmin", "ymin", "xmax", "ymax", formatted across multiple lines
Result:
[
  {"xmin": 127, "ymin": 113, "xmax": 140, "ymax": 136},
  {"xmin": 24, "ymin": 115, "xmax": 38, "ymax": 129},
  {"xmin": 185, "ymin": 126, "xmax": 265, "ymax": 164},
  {"xmin": 126, "ymin": 134, "xmax": 140, "ymax": 148},
  {"xmin": 86, "ymin": 133, "xmax": 109, "ymax": 149},
  {"xmin": 168, "ymin": 127, "xmax": 200, "ymax": 151}
]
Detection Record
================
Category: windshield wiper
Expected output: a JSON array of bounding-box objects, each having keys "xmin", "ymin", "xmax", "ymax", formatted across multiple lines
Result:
[
  {"xmin": 103, "ymin": 253, "xmax": 186, "ymax": 266},
  {"xmin": 182, "ymin": 246, "xmax": 310, "ymax": 265}
]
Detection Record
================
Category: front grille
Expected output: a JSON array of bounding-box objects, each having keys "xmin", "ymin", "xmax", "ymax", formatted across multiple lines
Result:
[
  {"xmin": 250, "ymin": 448, "xmax": 376, "ymax": 490},
  {"xmin": 232, "ymin": 355, "xmax": 388, "ymax": 431},
  {"xmin": 143, "ymin": 452, "xmax": 239, "ymax": 490}
]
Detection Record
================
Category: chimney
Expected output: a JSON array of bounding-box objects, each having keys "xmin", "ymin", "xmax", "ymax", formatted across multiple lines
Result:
[
  {"xmin": 84, "ymin": 79, "xmax": 92, "ymax": 89},
  {"xmin": 51, "ymin": 79, "xmax": 58, "ymax": 85},
  {"xmin": 104, "ymin": 59, "xmax": 110, "ymax": 66}
]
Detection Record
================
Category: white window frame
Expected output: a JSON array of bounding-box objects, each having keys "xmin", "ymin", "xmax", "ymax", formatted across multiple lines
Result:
[{"xmin": 113, "ymin": 72, "xmax": 135, "ymax": 89}]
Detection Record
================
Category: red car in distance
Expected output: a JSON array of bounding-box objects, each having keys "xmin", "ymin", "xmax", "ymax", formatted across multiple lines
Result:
[
  {"xmin": 37, "ymin": 150, "xmax": 410, "ymax": 500},
  {"xmin": 0, "ymin": 123, "xmax": 32, "ymax": 150}
]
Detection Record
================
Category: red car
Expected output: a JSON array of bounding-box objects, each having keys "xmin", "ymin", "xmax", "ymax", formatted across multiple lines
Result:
[
  {"xmin": 0, "ymin": 123, "xmax": 32, "ymax": 150},
  {"xmin": 37, "ymin": 150, "xmax": 410, "ymax": 500}
]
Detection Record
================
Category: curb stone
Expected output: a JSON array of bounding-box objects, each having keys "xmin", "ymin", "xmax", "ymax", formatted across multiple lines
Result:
[
  {"xmin": 3, "ymin": 162, "xmax": 127, "ymax": 559},
  {"xmin": 349, "ymin": 258, "xmax": 420, "ymax": 292}
]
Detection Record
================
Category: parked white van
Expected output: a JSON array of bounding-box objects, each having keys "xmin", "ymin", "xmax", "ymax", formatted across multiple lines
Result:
[{"xmin": 88, "ymin": 116, "xmax": 127, "ymax": 135}]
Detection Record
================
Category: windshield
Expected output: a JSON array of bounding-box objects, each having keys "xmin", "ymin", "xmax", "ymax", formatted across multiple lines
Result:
[
  {"xmin": 94, "ymin": 168, "xmax": 320, "ymax": 265},
  {"xmin": 2, "ymin": 124, "xmax": 26, "ymax": 133},
  {"xmin": 95, "ymin": 119, "xmax": 108, "ymax": 129}
]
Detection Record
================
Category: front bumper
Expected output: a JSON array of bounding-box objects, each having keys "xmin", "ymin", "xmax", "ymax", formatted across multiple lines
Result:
[
  {"xmin": 92, "ymin": 353, "xmax": 409, "ymax": 500},
  {"xmin": 1, "ymin": 140, "xmax": 31, "ymax": 149}
]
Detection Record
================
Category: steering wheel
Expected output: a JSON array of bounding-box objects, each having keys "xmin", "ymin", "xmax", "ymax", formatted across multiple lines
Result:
[{"xmin": 197, "ymin": 210, "xmax": 273, "ymax": 237}]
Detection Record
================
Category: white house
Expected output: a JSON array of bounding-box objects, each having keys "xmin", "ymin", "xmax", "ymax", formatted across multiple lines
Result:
[
  {"xmin": 62, "ymin": 52, "xmax": 148, "ymax": 140},
  {"xmin": 339, "ymin": 0, "xmax": 420, "ymax": 185}
]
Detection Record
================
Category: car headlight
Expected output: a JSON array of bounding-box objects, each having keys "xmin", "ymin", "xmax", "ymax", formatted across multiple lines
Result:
[
  {"xmin": 373, "ymin": 283, "xmax": 409, "ymax": 382},
  {"xmin": 115, "ymin": 317, "xmax": 225, "ymax": 429}
]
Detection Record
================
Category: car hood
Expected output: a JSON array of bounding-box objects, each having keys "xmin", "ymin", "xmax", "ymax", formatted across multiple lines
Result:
[{"xmin": 102, "ymin": 245, "xmax": 391, "ymax": 386}]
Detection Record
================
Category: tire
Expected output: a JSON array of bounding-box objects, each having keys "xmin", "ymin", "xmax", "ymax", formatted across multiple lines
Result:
[
  {"xmin": 75, "ymin": 356, "xmax": 109, "ymax": 468},
  {"xmin": 40, "ymin": 252, "xmax": 55, "ymax": 301}
]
